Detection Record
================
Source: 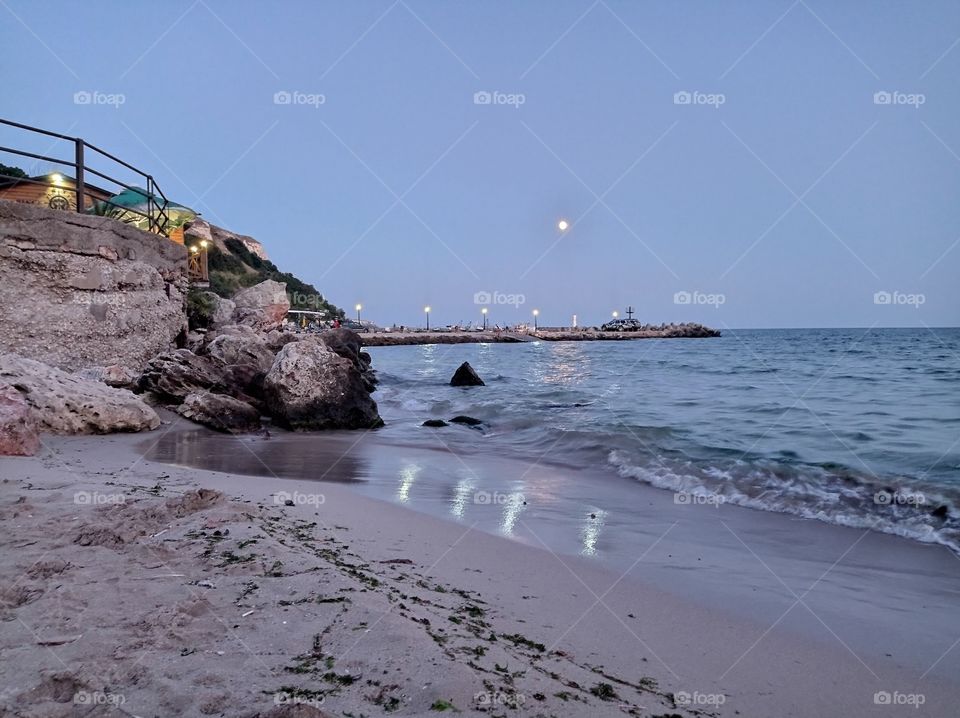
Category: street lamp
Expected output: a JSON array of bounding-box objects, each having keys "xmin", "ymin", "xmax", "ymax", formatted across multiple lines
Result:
[
  {"xmin": 481, "ymin": 307, "xmax": 488, "ymax": 330},
  {"xmin": 532, "ymin": 309, "xmax": 539, "ymax": 330},
  {"xmin": 557, "ymin": 219, "xmax": 570, "ymax": 232},
  {"xmin": 424, "ymin": 305, "xmax": 431, "ymax": 330},
  {"xmin": 612, "ymin": 310, "xmax": 619, "ymax": 319},
  {"xmin": 355, "ymin": 303, "xmax": 362, "ymax": 323}
]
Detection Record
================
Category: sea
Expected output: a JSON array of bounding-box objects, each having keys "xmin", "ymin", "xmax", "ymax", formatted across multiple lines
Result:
[{"xmin": 365, "ymin": 327, "xmax": 960, "ymax": 554}]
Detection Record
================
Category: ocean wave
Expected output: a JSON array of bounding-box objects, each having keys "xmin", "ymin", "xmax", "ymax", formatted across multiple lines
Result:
[{"xmin": 608, "ymin": 451, "xmax": 960, "ymax": 554}]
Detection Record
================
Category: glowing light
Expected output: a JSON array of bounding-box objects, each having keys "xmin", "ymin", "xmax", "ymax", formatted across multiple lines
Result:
[
  {"xmin": 557, "ymin": 219, "xmax": 570, "ymax": 231},
  {"xmin": 481, "ymin": 307, "xmax": 488, "ymax": 315},
  {"xmin": 355, "ymin": 303, "xmax": 362, "ymax": 311},
  {"xmin": 51, "ymin": 173, "xmax": 64, "ymax": 185},
  {"xmin": 532, "ymin": 309, "xmax": 539, "ymax": 316},
  {"xmin": 189, "ymin": 245, "xmax": 199, "ymax": 253},
  {"xmin": 424, "ymin": 306, "xmax": 431, "ymax": 313},
  {"xmin": 612, "ymin": 310, "xmax": 619, "ymax": 318}
]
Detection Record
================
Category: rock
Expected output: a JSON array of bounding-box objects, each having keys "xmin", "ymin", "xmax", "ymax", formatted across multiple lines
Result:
[
  {"xmin": 205, "ymin": 333, "xmax": 275, "ymax": 373},
  {"xmin": 450, "ymin": 415, "xmax": 483, "ymax": 426},
  {"xmin": 177, "ymin": 392, "xmax": 261, "ymax": 433},
  {"xmin": 73, "ymin": 364, "xmax": 139, "ymax": 390},
  {"xmin": 284, "ymin": 499, "xmax": 295, "ymax": 506},
  {"xmin": 422, "ymin": 419, "xmax": 448, "ymax": 427},
  {"xmin": 232, "ymin": 280, "xmax": 289, "ymax": 332},
  {"xmin": 932, "ymin": 505, "xmax": 949, "ymax": 520},
  {"xmin": 264, "ymin": 329, "xmax": 300, "ymax": 353},
  {"xmin": 263, "ymin": 339, "xmax": 382, "ymax": 430},
  {"xmin": 0, "ymin": 200, "xmax": 188, "ymax": 372},
  {"xmin": 0, "ymin": 383, "xmax": 40, "ymax": 455},
  {"xmin": 201, "ymin": 291, "xmax": 236, "ymax": 328},
  {"xmin": 450, "ymin": 361, "xmax": 485, "ymax": 387},
  {"xmin": 138, "ymin": 349, "xmax": 225, "ymax": 403},
  {"xmin": 214, "ymin": 363, "xmax": 268, "ymax": 412},
  {"xmin": 0, "ymin": 354, "xmax": 159, "ymax": 434},
  {"xmin": 321, "ymin": 328, "xmax": 378, "ymax": 390}
]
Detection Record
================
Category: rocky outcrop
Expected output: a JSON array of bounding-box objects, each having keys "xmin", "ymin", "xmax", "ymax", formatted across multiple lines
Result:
[
  {"xmin": 138, "ymin": 349, "xmax": 225, "ymax": 403},
  {"xmin": 0, "ymin": 200, "xmax": 188, "ymax": 371},
  {"xmin": 177, "ymin": 392, "xmax": 261, "ymax": 433},
  {"xmin": 0, "ymin": 354, "xmax": 159, "ymax": 434},
  {"xmin": 205, "ymin": 332, "xmax": 275, "ymax": 373},
  {"xmin": 321, "ymin": 328, "xmax": 378, "ymax": 391},
  {"xmin": 450, "ymin": 361, "xmax": 485, "ymax": 387},
  {"xmin": 263, "ymin": 339, "xmax": 382, "ymax": 430},
  {"xmin": 202, "ymin": 291, "xmax": 236, "ymax": 328},
  {"xmin": 208, "ymin": 221, "xmax": 269, "ymax": 261},
  {"xmin": 232, "ymin": 280, "xmax": 289, "ymax": 332},
  {"xmin": 0, "ymin": 383, "xmax": 40, "ymax": 455}
]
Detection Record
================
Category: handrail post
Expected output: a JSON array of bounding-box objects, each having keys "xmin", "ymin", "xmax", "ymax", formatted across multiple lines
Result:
[
  {"xmin": 74, "ymin": 138, "xmax": 85, "ymax": 212},
  {"xmin": 147, "ymin": 176, "xmax": 154, "ymax": 232}
]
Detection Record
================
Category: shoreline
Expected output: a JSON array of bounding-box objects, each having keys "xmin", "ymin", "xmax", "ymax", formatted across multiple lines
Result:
[{"xmin": 2, "ymin": 429, "xmax": 957, "ymax": 716}]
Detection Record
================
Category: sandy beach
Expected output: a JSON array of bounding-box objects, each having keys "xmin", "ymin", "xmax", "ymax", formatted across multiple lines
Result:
[{"xmin": 2, "ymin": 423, "xmax": 957, "ymax": 717}]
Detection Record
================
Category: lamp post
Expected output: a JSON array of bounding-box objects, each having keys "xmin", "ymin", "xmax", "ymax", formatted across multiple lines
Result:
[
  {"xmin": 481, "ymin": 307, "xmax": 488, "ymax": 330},
  {"xmin": 424, "ymin": 306, "xmax": 431, "ymax": 330},
  {"xmin": 532, "ymin": 309, "xmax": 539, "ymax": 330},
  {"xmin": 355, "ymin": 304, "xmax": 362, "ymax": 323},
  {"xmin": 612, "ymin": 310, "xmax": 619, "ymax": 319}
]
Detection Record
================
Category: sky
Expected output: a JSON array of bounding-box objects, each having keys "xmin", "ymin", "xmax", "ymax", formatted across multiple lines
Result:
[{"xmin": 2, "ymin": 0, "xmax": 958, "ymax": 329}]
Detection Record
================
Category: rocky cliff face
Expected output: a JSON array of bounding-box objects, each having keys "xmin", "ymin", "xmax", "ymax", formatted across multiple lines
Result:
[{"xmin": 0, "ymin": 201, "xmax": 188, "ymax": 371}]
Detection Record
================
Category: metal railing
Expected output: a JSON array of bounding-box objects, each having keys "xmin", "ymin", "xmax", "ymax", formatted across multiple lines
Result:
[{"xmin": 0, "ymin": 117, "xmax": 172, "ymax": 236}]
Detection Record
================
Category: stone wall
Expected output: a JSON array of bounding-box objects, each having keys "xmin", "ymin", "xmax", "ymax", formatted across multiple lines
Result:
[{"xmin": 0, "ymin": 200, "xmax": 188, "ymax": 371}]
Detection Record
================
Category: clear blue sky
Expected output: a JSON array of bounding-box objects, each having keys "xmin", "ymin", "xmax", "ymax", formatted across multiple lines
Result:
[{"xmin": 2, "ymin": 0, "xmax": 958, "ymax": 328}]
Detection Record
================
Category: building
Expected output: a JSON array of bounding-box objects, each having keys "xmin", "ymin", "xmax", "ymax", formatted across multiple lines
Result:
[{"xmin": 0, "ymin": 172, "xmax": 112, "ymax": 212}]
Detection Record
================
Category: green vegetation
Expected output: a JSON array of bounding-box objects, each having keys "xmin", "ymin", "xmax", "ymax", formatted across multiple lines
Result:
[
  {"xmin": 186, "ymin": 287, "xmax": 216, "ymax": 329},
  {"xmin": 0, "ymin": 163, "xmax": 27, "ymax": 179},
  {"xmin": 206, "ymin": 237, "xmax": 344, "ymax": 317}
]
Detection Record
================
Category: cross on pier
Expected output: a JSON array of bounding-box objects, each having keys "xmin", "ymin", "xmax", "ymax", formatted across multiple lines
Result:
[{"xmin": 625, "ymin": 306, "xmax": 635, "ymax": 320}]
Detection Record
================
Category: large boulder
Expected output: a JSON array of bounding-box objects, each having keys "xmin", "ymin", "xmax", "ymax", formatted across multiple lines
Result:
[
  {"xmin": 205, "ymin": 333, "xmax": 275, "ymax": 373},
  {"xmin": 0, "ymin": 354, "xmax": 159, "ymax": 434},
  {"xmin": 177, "ymin": 392, "xmax": 261, "ymax": 433},
  {"xmin": 232, "ymin": 280, "xmax": 289, "ymax": 332},
  {"xmin": 263, "ymin": 339, "xmax": 382, "ymax": 430},
  {"xmin": 0, "ymin": 383, "xmax": 40, "ymax": 455},
  {"xmin": 321, "ymin": 328, "xmax": 377, "ymax": 390},
  {"xmin": 201, "ymin": 291, "xmax": 236, "ymax": 328},
  {"xmin": 138, "ymin": 349, "xmax": 225, "ymax": 403},
  {"xmin": 450, "ymin": 361, "xmax": 485, "ymax": 387}
]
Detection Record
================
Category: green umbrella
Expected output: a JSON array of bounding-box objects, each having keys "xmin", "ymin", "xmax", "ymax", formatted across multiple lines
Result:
[{"xmin": 87, "ymin": 187, "xmax": 196, "ymax": 233}]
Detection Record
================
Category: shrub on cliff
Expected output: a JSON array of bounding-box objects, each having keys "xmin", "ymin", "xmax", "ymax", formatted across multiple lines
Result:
[{"xmin": 207, "ymin": 238, "xmax": 344, "ymax": 318}]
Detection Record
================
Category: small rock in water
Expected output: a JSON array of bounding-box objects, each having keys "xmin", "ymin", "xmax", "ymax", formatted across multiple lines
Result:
[
  {"xmin": 449, "ymin": 415, "xmax": 483, "ymax": 426},
  {"xmin": 422, "ymin": 419, "xmax": 448, "ymax": 428},
  {"xmin": 284, "ymin": 499, "xmax": 295, "ymax": 507},
  {"xmin": 931, "ymin": 505, "xmax": 949, "ymax": 519},
  {"xmin": 450, "ymin": 361, "xmax": 485, "ymax": 387}
]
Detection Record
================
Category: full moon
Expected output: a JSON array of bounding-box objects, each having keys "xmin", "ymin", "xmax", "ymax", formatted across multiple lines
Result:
[{"xmin": 557, "ymin": 219, "xmax": 570, "ymax": 231}]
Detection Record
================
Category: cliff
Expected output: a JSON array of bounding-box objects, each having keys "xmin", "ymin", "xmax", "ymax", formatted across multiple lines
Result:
[{"xmin": 0, "ymin": 200, "xmax": 188, "ymax": 371}]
